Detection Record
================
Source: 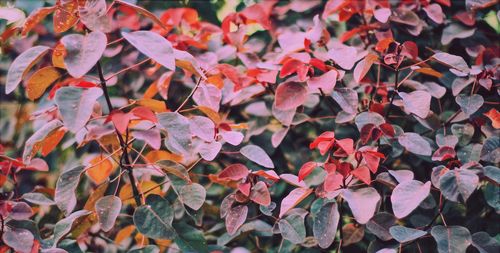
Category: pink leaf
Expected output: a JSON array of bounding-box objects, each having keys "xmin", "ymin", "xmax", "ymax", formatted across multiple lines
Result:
[
  {"xmin": 219, "ymin": 164, "xmax": 250, "ymax": 181},
  {"xmin": 307, "ymin": 70, "xmax": 337, "ymax": 93},
  {"xmin": 353, "ymin": 54, "xmax": 378, "ymax": 83},
  {"xmin": 226, "ymin": 205, "xmax": 248, "ymax": 235},
  {"xmin": 279, "ymin": 188, "xmax": 312, "ymax": 218},
  {"xmin": 249, "ymin": 181, "xmax": 271, "ymax": 206},
  {"xmin": 274, "ymin": 81, "xmax": 308, "ymax": 110}
]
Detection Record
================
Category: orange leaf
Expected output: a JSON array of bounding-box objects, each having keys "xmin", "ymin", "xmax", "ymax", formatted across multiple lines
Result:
[
  {"xmin": 197, "ymin": 106, "xmax": 222, "ymax": 124},
  {"xmin": 415, "ymin": 67, "xmax": 444, "ymax": 78},
  {"xmin": 22, "ymin": 6, "xmax": 56, "ymax": 36},
  {"xmin": 26, "ymin": 66, "xmax": 61, "ymax": 100},
  {"xmin": 52, "ymin": 43, "xmax": 66, "ymax": 69},
  {"xmin": 144, "ymin": 150, "xmax": 183, "ymax": 163},
  {"xmin": 136, "ymin": 98, "xmax": 168, "ymax": 113},
  {"xmin": 115, "ymin": 225, "xmax": 136, "ymax": 244},
  {"xmin": 53, "ymin": 0, "xmax": 79, "ymax": 33},
  {"xmin": 86, "ymin": 155, "xmax": 117, "ymax": 185},
  {"xmin": 484, "ymin": 109, "xmax": 500, "ymax": 129},
  {"xmin": 119, "ymin": 181, "xmax": 162, "ymax": 206},
  {"xmin": 41, "ymin": 128, "xmax": 66, "ymax": 156}
]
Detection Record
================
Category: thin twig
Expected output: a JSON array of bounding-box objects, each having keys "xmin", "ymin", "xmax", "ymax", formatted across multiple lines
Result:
[{"xmin": 175, "ymin": 77, "xmax": 203, "ymax": 112}]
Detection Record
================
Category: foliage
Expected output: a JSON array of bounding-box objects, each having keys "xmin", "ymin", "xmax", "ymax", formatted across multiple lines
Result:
[{"xmin": 0, "ymin": 0, "xmax": 499, "ymax": 252}]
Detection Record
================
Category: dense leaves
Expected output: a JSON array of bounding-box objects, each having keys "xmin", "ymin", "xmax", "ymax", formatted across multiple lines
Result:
[{"xmin": 0, "ymin": 0, "xmax": 498, "ymax": 252}]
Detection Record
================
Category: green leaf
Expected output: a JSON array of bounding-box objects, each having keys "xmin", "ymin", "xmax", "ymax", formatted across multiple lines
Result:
[
  {"xmin": 483, "ymin": 166, "xmax": 500, "ymax": 184},
  {"xmin": 53, "ymin": 210, "xmax": 92, "ymax": 247},
  {"xmin": 240, "ymin": 144, "xmax": 274, "ymax": 168},
  {"xmin": 456, "ymin": 94, "xmax": 484, "ymax": 117},
  {"xmin": 122, "ymin": 31, "xmax": 175, "ymax": 71},
  {"xmin": 95, "ymin": 195, "xmax": 122, "ymax": 232},
  {"xmin": 133, "ymin": 194, "xmax": 175, "ymax": 240},
  {"xmin": 431, "ymin": 225, "xmax": 472, "ymax": 253},
  {"xmin": 471, "ymin": 231, "xmax": 500, "ymax": 253},
  {"xmin": 61, "ymin": 31, "xmax": 107, "ymax": 78},
  {"xmin": 6, "ymin": 46, "xmax": 50, "ymax": 94},
  {"xmin": 178, "ymin": 183, "xmax": 206, "ymax": 210},
  {"xmin": 391, "ymin": 180, "xmax": 431, "ymax": 218},
  {"xmin": 173, "ymin": 222, "xmax": 208, "ymax": 253},
  {"xmin": 55, "ymin": 87, "xmax": 103, "ymax": 133},
  {"xmin": 389, "ymin": 226, "xmax": 426, "ymax": 243},
  {"xmin": 366, "ymin": 212, "xmax": 396, "ymax": 241},
  {"xmin": 55, "ymin": 166, "xmax": 86, "ymax": 215},
  {"xmin": 483, "ymin": 183, "xmax": 500, "ymax": 211},
  {"xmin": 480, "ymin": 136, "xmax": 499, "ymax": 163},
  {"xmin": 278, "ymin": 213, "xmax": 307, "ymax": 244},
  {"xmin": 157, "ymin": 112, "xmax": 192, "ymax": 155},
  {"xmin": 313, "ymin": 202, "xmax": 340, "ymax": 248},
  {"xmin": 439, "ymin": 169, "xmax": 479, "ymax": 202},
  {"xmin": 22, "ymin": 192, "xmax": 56, "ymax": 206}
]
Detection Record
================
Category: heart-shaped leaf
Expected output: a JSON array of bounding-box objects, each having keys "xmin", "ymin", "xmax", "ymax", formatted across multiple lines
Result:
[
  {"xmin": 399, "ymin": 90, "xmax": 432, "ymax": 118},
  {"xmin": 456, "ymin": 94, "xmax": 484, "ymax": 117},
  {"xmin": 431, "ymin": 225, "xmax": 472, "ymax": 253},
  {"xmin": 61, "ymin": 31, "xmax": 107, "ymax": 78},
  {"xmin": 391, "ymin": 180, "xmax": 431, "ymax": 218},
  {"xmin": 439, "ymin": 169, "xmax": 479, "ymax": 202},
  {"xmin": 342, "ymin": 187, "xmax": 380, "ymax": 224},
  {"xmin": 389, "ymin": 226, "xmax": 427, "ymax": 243},
  {"xmin": 178, "ymin": 183, "xmax": 206, "ymax": 210}
]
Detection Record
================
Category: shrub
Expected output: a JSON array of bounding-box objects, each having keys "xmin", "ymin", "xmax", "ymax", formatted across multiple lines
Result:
[{"xmin": 0, "ymin": 0, "xmax": 499, "ymax": 252}]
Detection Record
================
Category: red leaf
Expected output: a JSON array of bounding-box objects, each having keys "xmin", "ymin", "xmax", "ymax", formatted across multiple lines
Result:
[
  {"xmin": 107, "ymin": 110, "xmax": 133, "ymax": 134},
  {"xmin": 351, "ymin": 166, "xmax": 371, "ymax": 185},
  {"xmin": 484, "ymin": 108, "xmax": 500, "ymax": 129},
  {"xmin": 249, "ymin": 181, "xmax": 271, "ymax": 206},
  {"xmin": 298, "ymin": 162, "xmax": 318, "ymax": 181},
  {"xmin": 274, "ymin": 81, "xmax": 308, "ymax": 110},
  {"xmin": 360, "ymin": 124, "xmax": 376, "ymax": 144},
  {"xmin": 379, "ymin": 123, "xmax": 395, "ymax": 137},
  {"xmin": 279, "ymin": 58, "xmax": 305, "ymax": 78},
  {"xmin": 130, "ymin": 106, "xmax": 158, "ymax": 123},
  {"xmin": 324, "ymin": 173, "xmax": 343, "ymax": 192},
  {"xmin": 252, "ymin": 170, "xmax": 280, "ymax": 182},
  {"xmin": 219, "ymin": 164, "xmax": 250, "ymax": 181},
  {"xmin": 401, "ymin": 41, "xmax": 418, "ymax": 60},
  {"xmin": 335, "ymin": 138, "xmax": 354, "ymax": 156},
  {"xmin": 238, "ymin": 182, "xmax": 251, "ymax": 197}
]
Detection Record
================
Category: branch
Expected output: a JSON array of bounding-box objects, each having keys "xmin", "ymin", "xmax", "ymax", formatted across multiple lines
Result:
[
  {"xmin": 96, "ymin": 61, "xmax": 142, "ymax": 206},
  {"xmin": 175, "ymin": 77, "xmax": 202, "ymax": 112},
  {"xmin": 384, "ymin": 68, "xmax": 400, "ymax": 119}
]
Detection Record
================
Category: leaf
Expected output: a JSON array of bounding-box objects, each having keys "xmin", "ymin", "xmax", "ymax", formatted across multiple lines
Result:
[
  {"xmin": 441, "ymin": 23, "xmax": 476, "ymax": 45},
  {"xmin": 53, "ymin": 0, "xmax": 78, "ymax": 33},
  {"xmin": 226, "ymin": 205, "xmax": 248, "ymax": 235},
  {"xmin": 456, "ymin": 94, "xmax": 484, "ymax": 117},
  {"xmin": 483, "ymin": 166, "xmax": 500, "ymax": 184},
  {"xmin": 391, "ymin": 180, "xmax": 431, "ymax": 218},
  {"xmin": 189, "ymin": 116, "xmax": 215, "ymax": 142},
  {"xmin": 133, "ymin": 195, "xmax": 176, "ymax": 239},
  {"xmin": 2, "ymin": 227, "xmax": 34, "ymax": 253},
  {"xmin": 471, "ymin": 231, "xmax": 500, "ymax": 253},
  {"xmin": 95, "ymin": 195, "xmax": 122, "ymax": 232},
  {"xmin": 115, "ymin": 0, "xmax": 169, "ymax": 31},
  {"xmin": 9, "ymin": 202, "xmax": 32, "ymax": 220},
  {"xmin": 389, "ymin": 226, "xmax": 426, "ymax": 243},
  {"xmin": 240, "ymin": 144, "xmax": 274, "ymax": 168},
  {"xmin": 61, "ymin": 31, "xmax": 107, "ymax": 78},
  {"xmin": 22, "ymin": 6, "xmax": 56, "ymax": 36},
  {"xmin": 439, "ymin": 169, "xmax": 479, "ymax": 202},
  {"xmin": 366, "ymin": 212, "xmax": 396, "ymax": 241},
  {"xmin": 128, "ymin": 245, "xmax": 160, "ymax": 253},
  {"xmin": 218, "ymin": 163, "xmax": 249, "ymax": 181},
  {"xmin": 279, "ymin": 213, "xmax": 307, "ymax": 244},
  {"xmin": 157, "ymin": 112, "xmax": 192, "ymax": 155},
  {"xmin": 156, "ymin": 160, "xmax": 190, "ymax": 182},
  {"xmin": 122, "ymin": 31, "xmax": 175, "ymax": 71},
  {"xmin": 173, "ymin": 223, "xmax": 209, "ymax": 253},
  {"xmin": 431, "ymin": 225, "xmax": 472, "ymax": 253},
  {"xmin": 342, "ymin": 187, "xmax": 380, "ymax": 224},
  {"xmin": 398, "ymin": 132, "xmax": 432, "ymax": 156},
  {"xmin": 22, "ymin": 192, "xmax": 55, "ymax": 206},
  {"xmin": 193, "ymin": 84, "xmax": 221, "ymax": 112},
  {"xmin": 5, "ymin": 46, "xmax": 50, "ymax": 94},
  {"xmin": 55, "ymin": 87, "xmax": 103, "ymax": 133},
  {"xmin": 53, "ymin": 210, "xmax": 92, "ymax": 247},
  {"xmin": 279, "ymin": 188, "xmax": 313, "ymax": 218},
  {"xmin": 55, "ymin": 166, "xmax": 86, "ymax": 215},
  {"xmin": 26, "ymin": 66, "xmax": 61, "ymax": 100},
  {"xmin": 331, "ymin": 88, "xmax": 358, "ymax": 114},
  {"xmin": 374, "ymin": 8, "xmax": 391, "ymax": 23},
  {"xmin": 353, "ymin": 53, "xmax": 378, "ymax": 83},
  {"xmin": 249, "ymin": 181, "xmax": 271, "ymax": 206},
  {"xmin": 313, "ymin": 202, "xmax": 339, "ymax": 248},
  {"xmin": 342, "ymin": 224, "xmax": 365, "ymax": 246},
  {"xmin": 423, "ymin": 3, "xmax": 444, "ymax": 24},
  {"xmin": 432, "ymin": 52, "xmax": 469, "ymax": 73},
  {"xmin": 178, "ymin": 183, "xmax": 206, "ymax": 210},
  {"xmin": 23, "ymin": 120, "xmax": 63, "ymax": 164},
  {"xmin": 398, "ymin": 90, "xmax": 432, "ymax": 118},
  {"xmin": 198, "ymin": 141, "xmax": 222, "ymax": 161},
  {"xmin": 86, "ymin": 154, "xmax": 116, "ymax": 185},
  {"xmin": 298, "ymin": 162, "xmax": 318, "ymax": 181},
  {"xmin": 78, "ymin": 0, "xmax": 110, "ymax": 32},
  {"xmin": 328, "ymin": 45, "xmax": 357, "ymax": 69},
  {"xmin": 307, "ymin": 70, "xmax": 337, "ymax": 93},
  {"xmin": 274, "ymin": 81, "xmax": 308, "ymax": 110}
]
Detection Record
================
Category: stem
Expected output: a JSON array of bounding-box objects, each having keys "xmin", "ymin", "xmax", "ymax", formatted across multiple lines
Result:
[
  {"xmin": 96, "ymin": 61, "xmax": 142, "ymax": 206},
  {"xmin": 384, "ymin": 68, "xmax": 400, "ymax": 119},
  {"xmin": 175, "ymin": 77, "xmax": 202, "ymax": 112}
]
